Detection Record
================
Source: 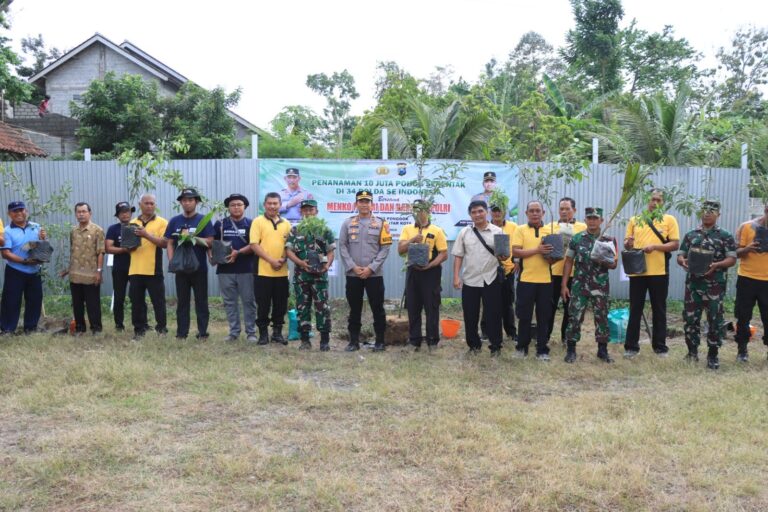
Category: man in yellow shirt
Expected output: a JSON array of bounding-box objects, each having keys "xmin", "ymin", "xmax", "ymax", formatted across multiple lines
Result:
[
  {"xmin": 398, "ymin": 199, "xmax": 448, "ymax": 351},
  {"xmin": 623, "ymin": 189, "xmax": 680, "ymax": 357},
  {"xmin": 488, "ymin": 201, "xmax": 517, "ymax": 341},
  {"xmin": 0, "ymin": 218, "xmax": 4, "ymax": 247},
  {"xmin": 548, "ymin": 197, "xmax": 587, "ymax": 345},
  {"xmin": 734, "ymin": 203, "xmax": 768, "ymax": 362},
  {"xmin": 512, "ymin": 200, "xmax": 555, "ymax": 360},
  {"xmin": 250, "ymin": 192, "xmax": 292, "ymax": 345}
]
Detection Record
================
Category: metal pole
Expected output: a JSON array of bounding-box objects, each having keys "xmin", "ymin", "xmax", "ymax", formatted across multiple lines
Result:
[
  {"xmin": 252, "ymin": 134, "xmax": 259, "ymax": 159},
  {"xmin": 84, "ymin": 148, "xmax": 91, "ymax": 161},
  {"xmin": 741, "ymin": 143, "xmax": 748, "ymax": 170},
  {"xmin": 381, "ymin": 128, "xmax": 388, "ymax": 160},
  {"xmin": 592, "ymin": 138, "xmax": 599, "ymax": 165}
]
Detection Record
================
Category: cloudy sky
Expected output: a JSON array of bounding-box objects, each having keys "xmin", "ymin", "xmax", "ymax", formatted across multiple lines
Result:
[{"xmin": 6, "ymin": 0, "xmax": 766, "ymax": 129}]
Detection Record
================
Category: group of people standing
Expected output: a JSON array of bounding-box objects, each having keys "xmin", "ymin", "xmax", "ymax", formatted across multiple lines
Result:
[{"xmin": 1, "ymin": 168, "xmax": 767, "ymax": 370}]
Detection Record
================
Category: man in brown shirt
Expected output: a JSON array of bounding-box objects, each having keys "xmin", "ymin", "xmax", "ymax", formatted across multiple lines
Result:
[{"xmin": 62, "ymin": 202, "xmax": 105, "ymax": 334}]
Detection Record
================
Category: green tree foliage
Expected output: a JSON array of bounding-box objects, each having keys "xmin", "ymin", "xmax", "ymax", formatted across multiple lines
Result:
[
  {"xmin": 563, "ymin": 0, "xmax": 625, "ymax": 94},
  {"xmin": 15, "ymin": 33, "xmax": 61, "ymax": 78},
  {"xmin": 504, "ymin": 92, "xmax": 576, "ymax": 161},
  {"xmin": 161, "ymin": 83, "xmax": 241, "ymax": 159},
  {"xmin": 306, "ymin": 70, "xmax": 360, "ymax": 155},
  {"xmin": 0, "ymin": 10, "xmax": 32, "ymax": 103},
  {"xmin": 270, "ymin": 105, "xmax": 324, "ymax": 145},
  {"xmin": 716, "ymin": 26, "xmax": 768, "ymax": 114},
  {"xmin": 70, "ymin": 72, "xmax": 162, "ymax": 157}
]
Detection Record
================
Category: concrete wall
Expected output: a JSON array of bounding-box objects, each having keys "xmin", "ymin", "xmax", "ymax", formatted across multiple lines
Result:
[{"xmin": 17, "ymin": 128, "xmax": 77, "ymax": 158}]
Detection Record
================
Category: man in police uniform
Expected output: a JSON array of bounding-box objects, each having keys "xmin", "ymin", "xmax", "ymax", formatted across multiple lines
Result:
[
  {"xmin": 279, "ymin": 168, "xmax": 314, "ymax": 223},
  {"xmin": 471, "ymin": 171, "xmax": 497, "ymax": 205},
  {"xmin": 733, "ymin": 202, "xmax": 768, "ymax": 362},
  {"xmin": 623, "ymin": 189, "xmax": 680, "ymax": 357},
  {"xmin": 338, "ymin": 190, "xmax": 392, "ymax": 351},
  {"xmin": 285, "ymin": 199, "xmax": 336, "ymax": 351},
  {"xmin": 561, "ymin": 207, "xmax": 618, "ymax": 363},
  {"xmin": 677, "ymin": 200, "xmax": 736, "ymax": 369},
  {"xmin": 398, "ymin": 199, "xmax": 448, "ymax": 351}
]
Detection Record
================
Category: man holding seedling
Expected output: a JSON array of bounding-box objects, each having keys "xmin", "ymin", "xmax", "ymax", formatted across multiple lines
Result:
[
  {"xmin": 677, "ymin": 201, "xmax": 736, "ymax": 370},
  {"xmin": 105, "ymin": 202, "xmax": 136, "ymax": 332},
  {"xmin": 561, "ymin": 207, "xmax": 617, "ymax": 363},
  {"xmin": 734, "ymin": 202, "xmax": 768, "ymax": 362},
  {"xmin": 488, "ymin": 201, "xmax": 517, "ymax": 342},
  {"xmin": 398, "ymin": 199, "xmax": 448, "ymax": 351},
  {"xmin": 286, "ymin": 199, "xmax": 336, "ymax": 351}
]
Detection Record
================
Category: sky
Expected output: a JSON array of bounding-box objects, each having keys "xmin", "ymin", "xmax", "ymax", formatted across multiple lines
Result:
[{"xmin": 6, "ymin": 0, "xmax": 767, "ymax": 130}]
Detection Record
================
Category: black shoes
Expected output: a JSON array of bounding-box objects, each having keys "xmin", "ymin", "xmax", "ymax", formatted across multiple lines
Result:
[
  {"xmin": 707, "ymin": 356, "xmax": 720, "ymax": 370},
  {"xmin": 345, "ymin": 342, "xmax": 360, "ymax": 352},
  {"xmin": 271, "ymin": 328, "xmax": 287, "ymax": 345},
  {"xmin": 319, "ymin": 332, "xmax": 330, "ymax": 352},
  {"xmin": 684, "ymin": 351, "xmax": 699, "ymax": 363},
  {"xmin": 257, "ymin": 330, "xmax": 269, "ymax": 346},
  {"xmin": 564, "ymin": 350, "xmax": 577, "ymax": 363},
  {"xmin": 597, "ymin": 344, "xmax": 614, "ymax": 363}
]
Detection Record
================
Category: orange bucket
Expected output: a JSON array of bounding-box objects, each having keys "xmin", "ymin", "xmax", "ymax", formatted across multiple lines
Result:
[{"xmin": 441, "ymin": 318, "xmax": 462, "ymax": 339}]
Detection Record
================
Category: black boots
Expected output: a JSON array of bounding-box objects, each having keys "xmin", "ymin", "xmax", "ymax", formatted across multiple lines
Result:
[
  {"xmin": 597, "ymin": 343, "xmax": 614, "ymax": 363},
  {"xmin": 707, "ymin": 346, "xmax": 720, "ymax": 370},
  {"xmin": 736, "ymin": 342, "xmax": 749, "ymax": 363},
  {"xmin": 373, "ymin": 331, "xmax": 386, "ymax": 352},
  {"xmin": 257, "ymin": 327, "xmax": 269, "ymax": 345},
  {"xmin": 685, "ymin": 345, "xmax": 699, "ymax": 362},
  {"xmin": 564, "ymin": 342, "xmax": 577, "ymax": 363},
  {"xmin": 345, "ymin": 329, "xmax": 360, "ymax": 352},
  {"xmin": 271, "ymin": 327, "xmax": 287, "ymax": 345},
  {"xmin": 319, "ymin": 332, "xmax": 330, "ymax": 352},
  {"xmin": 298, "ymin": 331, "xmax": 311, "ymax": 350}
]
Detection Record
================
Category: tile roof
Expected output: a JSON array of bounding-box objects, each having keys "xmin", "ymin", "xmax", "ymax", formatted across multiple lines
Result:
[{"xmin": 0, "ymin": 121, "xmax": 47, "ymax": 157}]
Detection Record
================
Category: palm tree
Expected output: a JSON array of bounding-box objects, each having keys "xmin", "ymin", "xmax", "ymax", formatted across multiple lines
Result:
[{"xmin": 379, "ymin": 97, "xmax": 495, "ymax": 159}]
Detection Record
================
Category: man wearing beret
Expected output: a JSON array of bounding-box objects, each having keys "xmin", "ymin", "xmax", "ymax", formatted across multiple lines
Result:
[
  {"xmin": 1, "ymin": 201, "xmax": 47, "ymax": 335},
  {"xmin": 279, "ymin": 168, "xmax": 314, "ymax": 223},
  {"xmin": 105, "ymin": 201, "xmax": 136, "ymax": 331},
  {"xmin": 286, "ymin": 199, "xmax": 336, "ymax": 351},
  {"xmin": 164, "ymin": 188, "xmax": 215, "ymax": 340},
  {"xmin": 561, "ymin": 207, "xmax": 618, "ymax": 363},
  {"xmin": 211, "ymin": 193, "xmax": 257, "ymax": 342},
  {"xmin": 339, "ymin": 190, "xmax": 392, "ymax": 351}
]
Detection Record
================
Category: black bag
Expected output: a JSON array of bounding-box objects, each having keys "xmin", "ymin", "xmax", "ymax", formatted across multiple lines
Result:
[
  {"xmin": 647, "ymin": 221, "xmax": 672, "ymax": 273},
  {"xmin": 169, "ymin": 243, "xmax": 199, "ymax": 274},
  {"xmin": 472, "ymin": 227, "xmax": 505, "ymax": 283},
  {"xmin": 621, "ymin": 249, "xmax": 647, "ymax": 275},
  {"xmin": 120, "ymin": 224, "xmax": 140, "ymax": 249},
  {"xmin": 27, "ymin": 240, "xmax": 53, "ymax": 263}
]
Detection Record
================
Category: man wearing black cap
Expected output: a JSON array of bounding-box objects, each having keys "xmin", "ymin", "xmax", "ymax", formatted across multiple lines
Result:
[
  {"xmin": 339, "ymin": 190, "xmax": 392, "ymax": 351},
  {"xmin": 105, "ymin": 202, "xmax": 136, "ymax": 331},
  {"xmin": 1, "ymin": 201, "xmax": 47, "ymax": 335},
  {"xmin": 279, "ymin": 168, "xmax": 314, "ymax": 223},
  {"xmin": 211, "ymin": 193, "xmax": 257, "ymax": 342},
  {"xmin": 164, "ymin": 188, "xmax": 215, "ymax": 339},
  {"xmin": 471, "ymin": 171, "xmax": 497, "ymax": 205}
]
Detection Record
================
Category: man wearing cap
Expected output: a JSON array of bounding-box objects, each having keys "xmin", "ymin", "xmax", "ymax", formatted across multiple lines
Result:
[
  {"xmin": 1, "ymin": 201, "xmax": 47, "ymax": 335},
  {"xmin": 164, "ymin": 188, "xmax": 215, "ymax": 340},
  {"xmin": 211, "ymin": 194, "xmax": 257, "ymax": 342},
  {"xmin": 623, "ymin": 189, "xmax": 680, "ymax": 357},
  {"xmin": 512, "ymin": 200, "xmax": 556, "ymax": 360},
  {"xmin": 471, "ymin": 171, "xmax": 497, "ymax": 206},
  {"xmin": 452, "ymin": 200, "xmax": 504, "ymax": 356},
  {"xmin": 279, "ymin": 168, "xmax": 314, "ymax": 223},
  {"xmin": 677, "ymin": 201, "xmax": 736, "ymax": 369},
  {"xmin": 398, "ymin": 199, "xmax": 448, "ymax": 351},
  {"xmin": 105, "ymin": 202, "xmax": 135, "ymax": 331},
  {"xmin": 60, "ymin": 202, "xmax": 105, "ymax": 335},
  {"xmin": 339, "ymin": 190, "xmax": 393, "ymax": 351},
  {"xmin": 286, "ymin": 199, "xmax": 336, "ymax": 351},
  {"xmin": 128, "ymin": 194, "xmax": 168, "ymax": 339},
  {"xmin": 734, "ymin": 202, "xmax": 768, "ymax": 362},
  {"xmin": 250, "ymin": 192, "xmax": 292, "ymax": 345},
  {"xmin": 561, "ymin": 207, "xmax": 618, "ymax": 363},
  {"xmin": 548, "ymin": 197, "xmax": 587, "ymax": 345},
  {"xmin": 483, "ymin": 201, "xmax": 517, "ymax": 342}
]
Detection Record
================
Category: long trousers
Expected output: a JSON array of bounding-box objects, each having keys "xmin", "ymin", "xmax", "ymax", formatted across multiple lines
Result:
[
  {"xmin": 254, "ymin": 275, "xmax": 289, "ymax": 331},
  {"xmin": 70, "ymin": 282, "xmax": 102, "ymax": 333},
  {"xmin": 406, "ymin": 266, "xmax": 442, "ymax": 345},
  {"xmin": 735, "ymin": 275, "xmax": 768, "ymax": 346},
  {"xmin": 548, "ymin": 275, "xmax": 570, "ymax": 342},
  {"xmin": 346, "ymin": 275, "xmax": 386, "ymax": 338},
  {"xmin": 111, "ymin": 269, "xmax": 129, "ymax": 329},
  {"xmin": 129, "ymin": 274, "xmax": 167, "ymax": 335},
  {"xmin": 219, "ymin": 273, "xmax": 257, "ymax": 337},
  {"xmin": 481, "ymin": 271, "xmax": 516, "ymax": 340},
  {"xmin": 0, "ymin": 266, "xmax": 43, "ymax": 333},
  {"xmin": 462, "ymin": 278, "xmax": 503, "ymax": 351},
  {"xmin": 515, "ymin": 281, "xmax": 553, "ymax": 355},
  {"xmin": 175, "ymin": 271, "xmax": 209, "ymax": 337},
  {"xmin": 626, "ymin": 275, "xmax": 669, "ymax": 353}
]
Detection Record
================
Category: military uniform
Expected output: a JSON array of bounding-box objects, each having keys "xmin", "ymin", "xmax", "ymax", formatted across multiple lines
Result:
[
  {"xmin": 285, "ymin": 206, "xmax": 336, "ymax": 343},
  {"xmin": 338, "ymin": 190, "xmax": 392, "ymax": 351},
  {"xmin": 679, "ymin": 225, "xmax": 737, "ymax": 351}
]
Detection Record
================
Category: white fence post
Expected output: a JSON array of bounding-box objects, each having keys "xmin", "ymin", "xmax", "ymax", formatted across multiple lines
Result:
[
  {"xmin": 251, "ymin": 134, "xmax": 259, "ymax": 160},
  {"xmin": 741, "ymin": 143, "xmax": 748, "ymax": 170},
  {"xmin": 84, "ymin": 148, "xmax": 91, "ymax": 162},
  {"xmin": 381, "ymin": 128, "xmax": 388, "ymax": 160},
  {"xmin": 592, "ymin": 138, "xmax": 599, "ymax": 165}
]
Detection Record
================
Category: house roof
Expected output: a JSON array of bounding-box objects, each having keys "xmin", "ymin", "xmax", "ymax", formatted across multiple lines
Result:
[
  {"xmin": 29, "ymin": 33, "xmax": 264, "ymax": 135},
  {"xmin": 0, "ymin": 122, "xmax": 47, "ymax": 157}
]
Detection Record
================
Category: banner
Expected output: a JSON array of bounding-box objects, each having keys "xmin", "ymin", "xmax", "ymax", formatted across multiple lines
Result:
[{"xmin": 259, "ymin": 160, "xmax": 518, "ymax": 240}]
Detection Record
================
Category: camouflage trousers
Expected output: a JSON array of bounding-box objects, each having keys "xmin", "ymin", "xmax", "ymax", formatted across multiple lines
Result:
[
  {"xmin": 683, "ymin": 281, "xmax": 725, "ymax": 348},
  {"xmin": 564, "ymin": 292, "xmax": 609, "ymax": 345},
  {"xmin": 294, "ymin": 277, "xmax": 331, "ymax": 333}
]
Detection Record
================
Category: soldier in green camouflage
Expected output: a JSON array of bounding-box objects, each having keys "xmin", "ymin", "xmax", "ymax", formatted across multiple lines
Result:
[
  {"xmin": 285, "ymin": 199, "xmax": 336, "ymax": 351},
  {"xmin": 677, "ymin": 200, "xmax": 737, "ymax": 370},
  {"xmin": 561, "ymin": 207, "xmax": 618, "ymax": 363}
]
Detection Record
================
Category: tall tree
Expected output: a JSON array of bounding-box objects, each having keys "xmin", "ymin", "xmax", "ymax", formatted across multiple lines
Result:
[
  {"xmin": 270, "ymin": 105, "xmax": 324, "ymax": 145},
  {"xmin": 16, "ymin": 34, "xmax": 62, "ymax": 78},
  {"xmin": 306, "ymin": 70, "xmax": 359, "ymax": 155},
  {"xmin": 716, "ymin": 26, "xmax": 768, "ymax": 113},
  {"xmin": 0, "ymin": 8, "xmax": 32, "ymax": 104},
  {"xmin": 563, "ymin": 0, "xmax": 625, "ymax": 94}
]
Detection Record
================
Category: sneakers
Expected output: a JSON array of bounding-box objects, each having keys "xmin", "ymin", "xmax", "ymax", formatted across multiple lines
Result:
[
  {"xmin": 623, "ymin": 349, "xmax": 639, "ymax": 359},
  {"xmin": 372, "ymin": 342, "xmax": 386, "ymax": 352},
  {"xmin": 536, "ymin": 353, "xmax": 551, "ymax": 362},
  {"xmin": 222, "ymin": 335, "xmax": 238, "ymax": 342},
  {"xmin": 246, "ymin": 334, "xmax": 259, "ymax": 343},
  {"xmin": 707, "ymin": 356, "xmax": 720, "ymax": 370},
  {"xmin": 736, "ymin": 353, "xmax": 749, "ymax": 363},
  {"xmin": 513, "ymin": 349, "xmax": 528, "ymax": 359}
]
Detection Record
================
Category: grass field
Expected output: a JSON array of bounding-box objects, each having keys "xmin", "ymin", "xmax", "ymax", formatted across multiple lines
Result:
[{"xmin": 1, "ymin": 297, "xmax": 767, "ymax": 511}]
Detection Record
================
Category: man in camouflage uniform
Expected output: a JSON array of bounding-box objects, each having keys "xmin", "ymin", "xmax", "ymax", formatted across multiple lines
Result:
[
  {"xmin": 561, "ymin": 207, "xmax": 618, "ymax": 363},
  {"xmin": 285, "ymin": 199, "xmax": 336, "ymax": 351},
  {"xmin": 677, "ymin": 200, "xmax": 737, "ymax": 370}
]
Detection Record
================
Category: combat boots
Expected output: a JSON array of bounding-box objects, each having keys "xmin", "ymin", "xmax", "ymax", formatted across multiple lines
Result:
[
  {"xmin": 271, "ymin": 326, "xmax": 287, "ymax": 345},
  {"xmin": 597, "ymin": 343, "xmax": 614, "ymax": 363},
  {"xmin": 736, "ymin": 342, "xmax": 749, "ymax": 363},
  {"xmin": 564, "ymin": 342, "xmax": 577, "ymax": 363},
  {"xmin": 298, "ymin": 331, "xmax": 311, "ymax": 350},
  {"xmin": 319, "ymin": 332, "xmax": 330, "ymax": 352},
  {"xmin": 257, "ymin": 327, "xmax": 269, "ymax": 346},
  {"xmin": 345, "ymin": 329, "xmax": 360, "ymax": 352},
  {"xmin": 685, "ymin": 344, "xmax": 699, "ymax": 362},
  {"xmin": 707, "ymin": 346, "xmax": 720, "ymax": 370}
]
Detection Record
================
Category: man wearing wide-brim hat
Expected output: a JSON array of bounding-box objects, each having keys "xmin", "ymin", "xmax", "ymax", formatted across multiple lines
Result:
[{"xmin": 105, "ymin": 201, "xmax": 136, "ymax": 332}]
